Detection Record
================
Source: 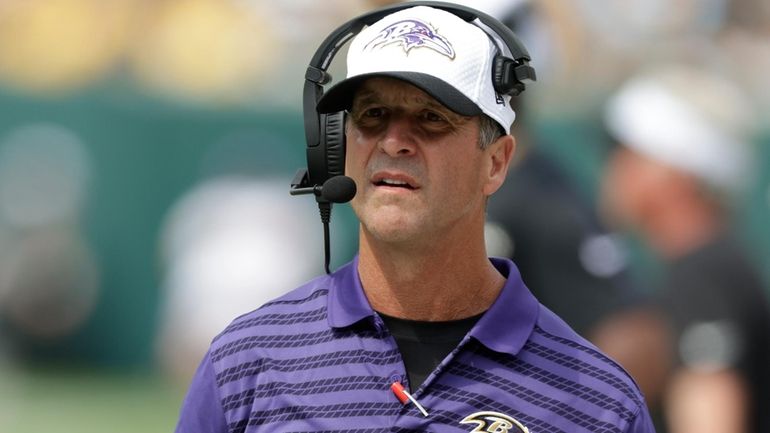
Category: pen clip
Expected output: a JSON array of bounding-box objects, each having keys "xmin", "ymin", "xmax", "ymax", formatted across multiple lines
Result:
[{"xmin": 390, "ymin": 382, "xmax": 429, "ymax": 417}]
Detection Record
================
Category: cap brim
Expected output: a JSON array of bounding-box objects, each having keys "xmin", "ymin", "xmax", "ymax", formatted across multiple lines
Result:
[{"xmin": 316, "ymin": 72, "xmax": 481, "ymax": 116}]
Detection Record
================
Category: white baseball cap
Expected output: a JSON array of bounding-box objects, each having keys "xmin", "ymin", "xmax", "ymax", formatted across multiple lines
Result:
[
  {"xmin": 604, "ymin": 65, "xmax": 755, "ymax": 195},
  {"xmin": 316, "ymin": 5, "xmax": 517, "ymax": 134}
]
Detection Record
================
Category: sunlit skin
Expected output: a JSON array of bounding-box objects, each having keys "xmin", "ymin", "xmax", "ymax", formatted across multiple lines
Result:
[{"xmin": 345, "ymin": 77, "xmax": 515, "ymax": 320}]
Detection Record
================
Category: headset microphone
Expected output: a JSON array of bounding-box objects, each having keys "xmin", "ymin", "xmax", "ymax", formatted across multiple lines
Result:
[
  {"xmin": 291, "ymin": 171, "xmax": 357, "ymax": 274},
  {"xmin": 290, "ymin": 172, "xmax": 356, "ymax": 203},
  {"xmin": 319, "ymin": 175, "xmax": 357, "ymax": 203}
]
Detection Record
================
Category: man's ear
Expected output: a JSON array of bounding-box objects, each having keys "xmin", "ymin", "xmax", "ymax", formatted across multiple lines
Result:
[{"xmin": 482, "ymin": 134, "xmax": 516, "ymax": 196}]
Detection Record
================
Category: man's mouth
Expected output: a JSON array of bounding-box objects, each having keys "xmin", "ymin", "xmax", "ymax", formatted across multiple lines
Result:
[
  {"xmin": 374, "ymin": 178, "xmax": 415, "ymax": 190},
  {"xmin": 374, "ymin": 178, "xmax": 416, "ymax": 190}
]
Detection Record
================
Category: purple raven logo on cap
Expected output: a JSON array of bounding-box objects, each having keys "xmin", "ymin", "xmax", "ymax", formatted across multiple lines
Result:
[{"xmin": 364, "ymin": 19, "xmax": 455, "ymax": 59}]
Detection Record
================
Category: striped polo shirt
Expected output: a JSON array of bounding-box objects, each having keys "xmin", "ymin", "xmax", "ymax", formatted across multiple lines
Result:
[{"xmin": 175, "ymin": 257, "xmax": 655, "ymax": 433}]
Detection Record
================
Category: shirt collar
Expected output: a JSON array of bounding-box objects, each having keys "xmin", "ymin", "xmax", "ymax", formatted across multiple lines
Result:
[
  {"xmin": 468, "ymin": 257, "xmax": 539, "ymax": 356},
  {"xmin": 326, "ymin": 255, "xmax": 539, "ymax": 356},
  {"xmin": 327, "ymin": 255, "xmax": 375, "ymax": 328}
]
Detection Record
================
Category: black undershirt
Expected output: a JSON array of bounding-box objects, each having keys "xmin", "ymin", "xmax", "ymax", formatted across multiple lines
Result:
[{"xmin": 378, "ymin": 312, "xmax": 484, "ymax": 390}]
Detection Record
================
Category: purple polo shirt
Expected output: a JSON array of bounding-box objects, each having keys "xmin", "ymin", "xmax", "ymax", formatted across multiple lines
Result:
[{"xmin": 175, "ymin": 257, "xmax": 655, "ymax": 433}]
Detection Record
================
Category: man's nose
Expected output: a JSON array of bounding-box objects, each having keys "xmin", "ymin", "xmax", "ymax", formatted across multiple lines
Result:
[{"xmin": 378, "ymin": 115, "xmax": 417, "ymax": 157}]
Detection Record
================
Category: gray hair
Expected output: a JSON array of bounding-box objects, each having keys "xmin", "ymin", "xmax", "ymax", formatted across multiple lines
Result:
[{"xmin": 478, "ymin": 114, "xmax": 506, "ymax": 149}]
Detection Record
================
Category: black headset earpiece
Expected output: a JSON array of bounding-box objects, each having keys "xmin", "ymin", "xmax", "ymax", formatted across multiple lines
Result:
[
  {"xmin": 304, "ymin": 111, "xmax": 346, "ymax": 189},
  {"xmin": 322, "ymin": 112, "xmax": 347, "ymax": 179}
]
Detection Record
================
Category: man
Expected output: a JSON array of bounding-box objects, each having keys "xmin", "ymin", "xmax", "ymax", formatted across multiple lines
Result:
[
  {"xmin": 175, "ymin": 5, "xmax": 654, "ymax": 432},
  {"xmin": 602, "ymin": 64, "xmax": 770, "ymax": 433}
]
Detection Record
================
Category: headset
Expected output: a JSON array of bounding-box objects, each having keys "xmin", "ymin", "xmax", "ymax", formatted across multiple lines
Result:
[{"xmin": 290, "ymin": 1, "xmax": 536, "ymax": 273}]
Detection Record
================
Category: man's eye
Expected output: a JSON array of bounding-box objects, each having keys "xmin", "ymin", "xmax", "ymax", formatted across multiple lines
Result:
[
  {"xmin": 423, "ymin": 111, "xmax": 447, "ymax": 123},
  {"xmin": 363, "ymin": 107, "xmax": 385, "ymax": 118}
]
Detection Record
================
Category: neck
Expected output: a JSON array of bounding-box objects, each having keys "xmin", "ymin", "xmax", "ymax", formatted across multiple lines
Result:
[{"xmin": 357, "ymin": 222, "xmax": 505, "ymax": 321}]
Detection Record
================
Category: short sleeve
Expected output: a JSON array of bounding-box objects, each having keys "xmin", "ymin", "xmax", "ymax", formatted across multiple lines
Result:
[
  {"xmin": 174, "ymin": 350, "xmax": 229, "ymax": 433},
  {"xmin": 625, "ymin": 404, "xmax": 657, "ymax": 433}
]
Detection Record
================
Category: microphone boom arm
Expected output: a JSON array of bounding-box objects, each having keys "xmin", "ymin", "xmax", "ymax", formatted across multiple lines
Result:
[{"xmin": 289, "ymin": 170, "xmax": 357, "ymax": 275}]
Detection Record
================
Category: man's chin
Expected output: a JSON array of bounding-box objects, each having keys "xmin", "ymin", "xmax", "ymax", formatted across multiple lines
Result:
[{"xmin": 361, "ymin": 218, "xmax": 421, "ymax": 245}]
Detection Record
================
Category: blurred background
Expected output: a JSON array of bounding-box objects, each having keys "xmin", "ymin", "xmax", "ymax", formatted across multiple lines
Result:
[{"xmin": 0, "ymin": 0, "xmax": 768, "ymax": 432}]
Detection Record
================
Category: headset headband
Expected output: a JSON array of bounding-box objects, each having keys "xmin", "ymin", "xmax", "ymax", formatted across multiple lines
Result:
[{"xmin": 303, "ymin": 1, "xmax": 534, "ymax": 158}]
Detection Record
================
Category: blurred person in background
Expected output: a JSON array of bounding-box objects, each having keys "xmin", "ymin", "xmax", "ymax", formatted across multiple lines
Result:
[
  {"xmin": 0, "ymin": 123, "xmax": 99, "ymax": 348},
  {"xmin": 156, "ymin": 176, "xmax": 329, "ymax": 382},
  {"xmin": 454, "ymin": 0, "xmax": 639, "ymax": 337},
  {"xmin": 155, "ymin": 128, "xmax": 337, "ymax": 382},
  {"xmin": 602, "ymin": 63, "xmax": 770, "ymax": 433}
]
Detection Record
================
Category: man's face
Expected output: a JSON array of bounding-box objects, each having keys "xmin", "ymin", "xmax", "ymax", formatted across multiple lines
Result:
[
  {"xmin": 600, "ymin": 145, "xmax": 672, "ymax": 229},
  {"xmin": 344, "ymin": 77, "xmax": 507, "ymax": 246}
]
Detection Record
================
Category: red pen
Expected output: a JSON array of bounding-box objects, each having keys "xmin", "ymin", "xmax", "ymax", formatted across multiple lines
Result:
[{"xmin": 390, "ymin": 382, "xmax": 429, "ymax": 417}]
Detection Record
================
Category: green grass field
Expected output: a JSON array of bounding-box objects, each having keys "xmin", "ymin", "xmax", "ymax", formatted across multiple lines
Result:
[{"xmin": 0, "ymin": 365, "xmax": 186, "ymax": 433}]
